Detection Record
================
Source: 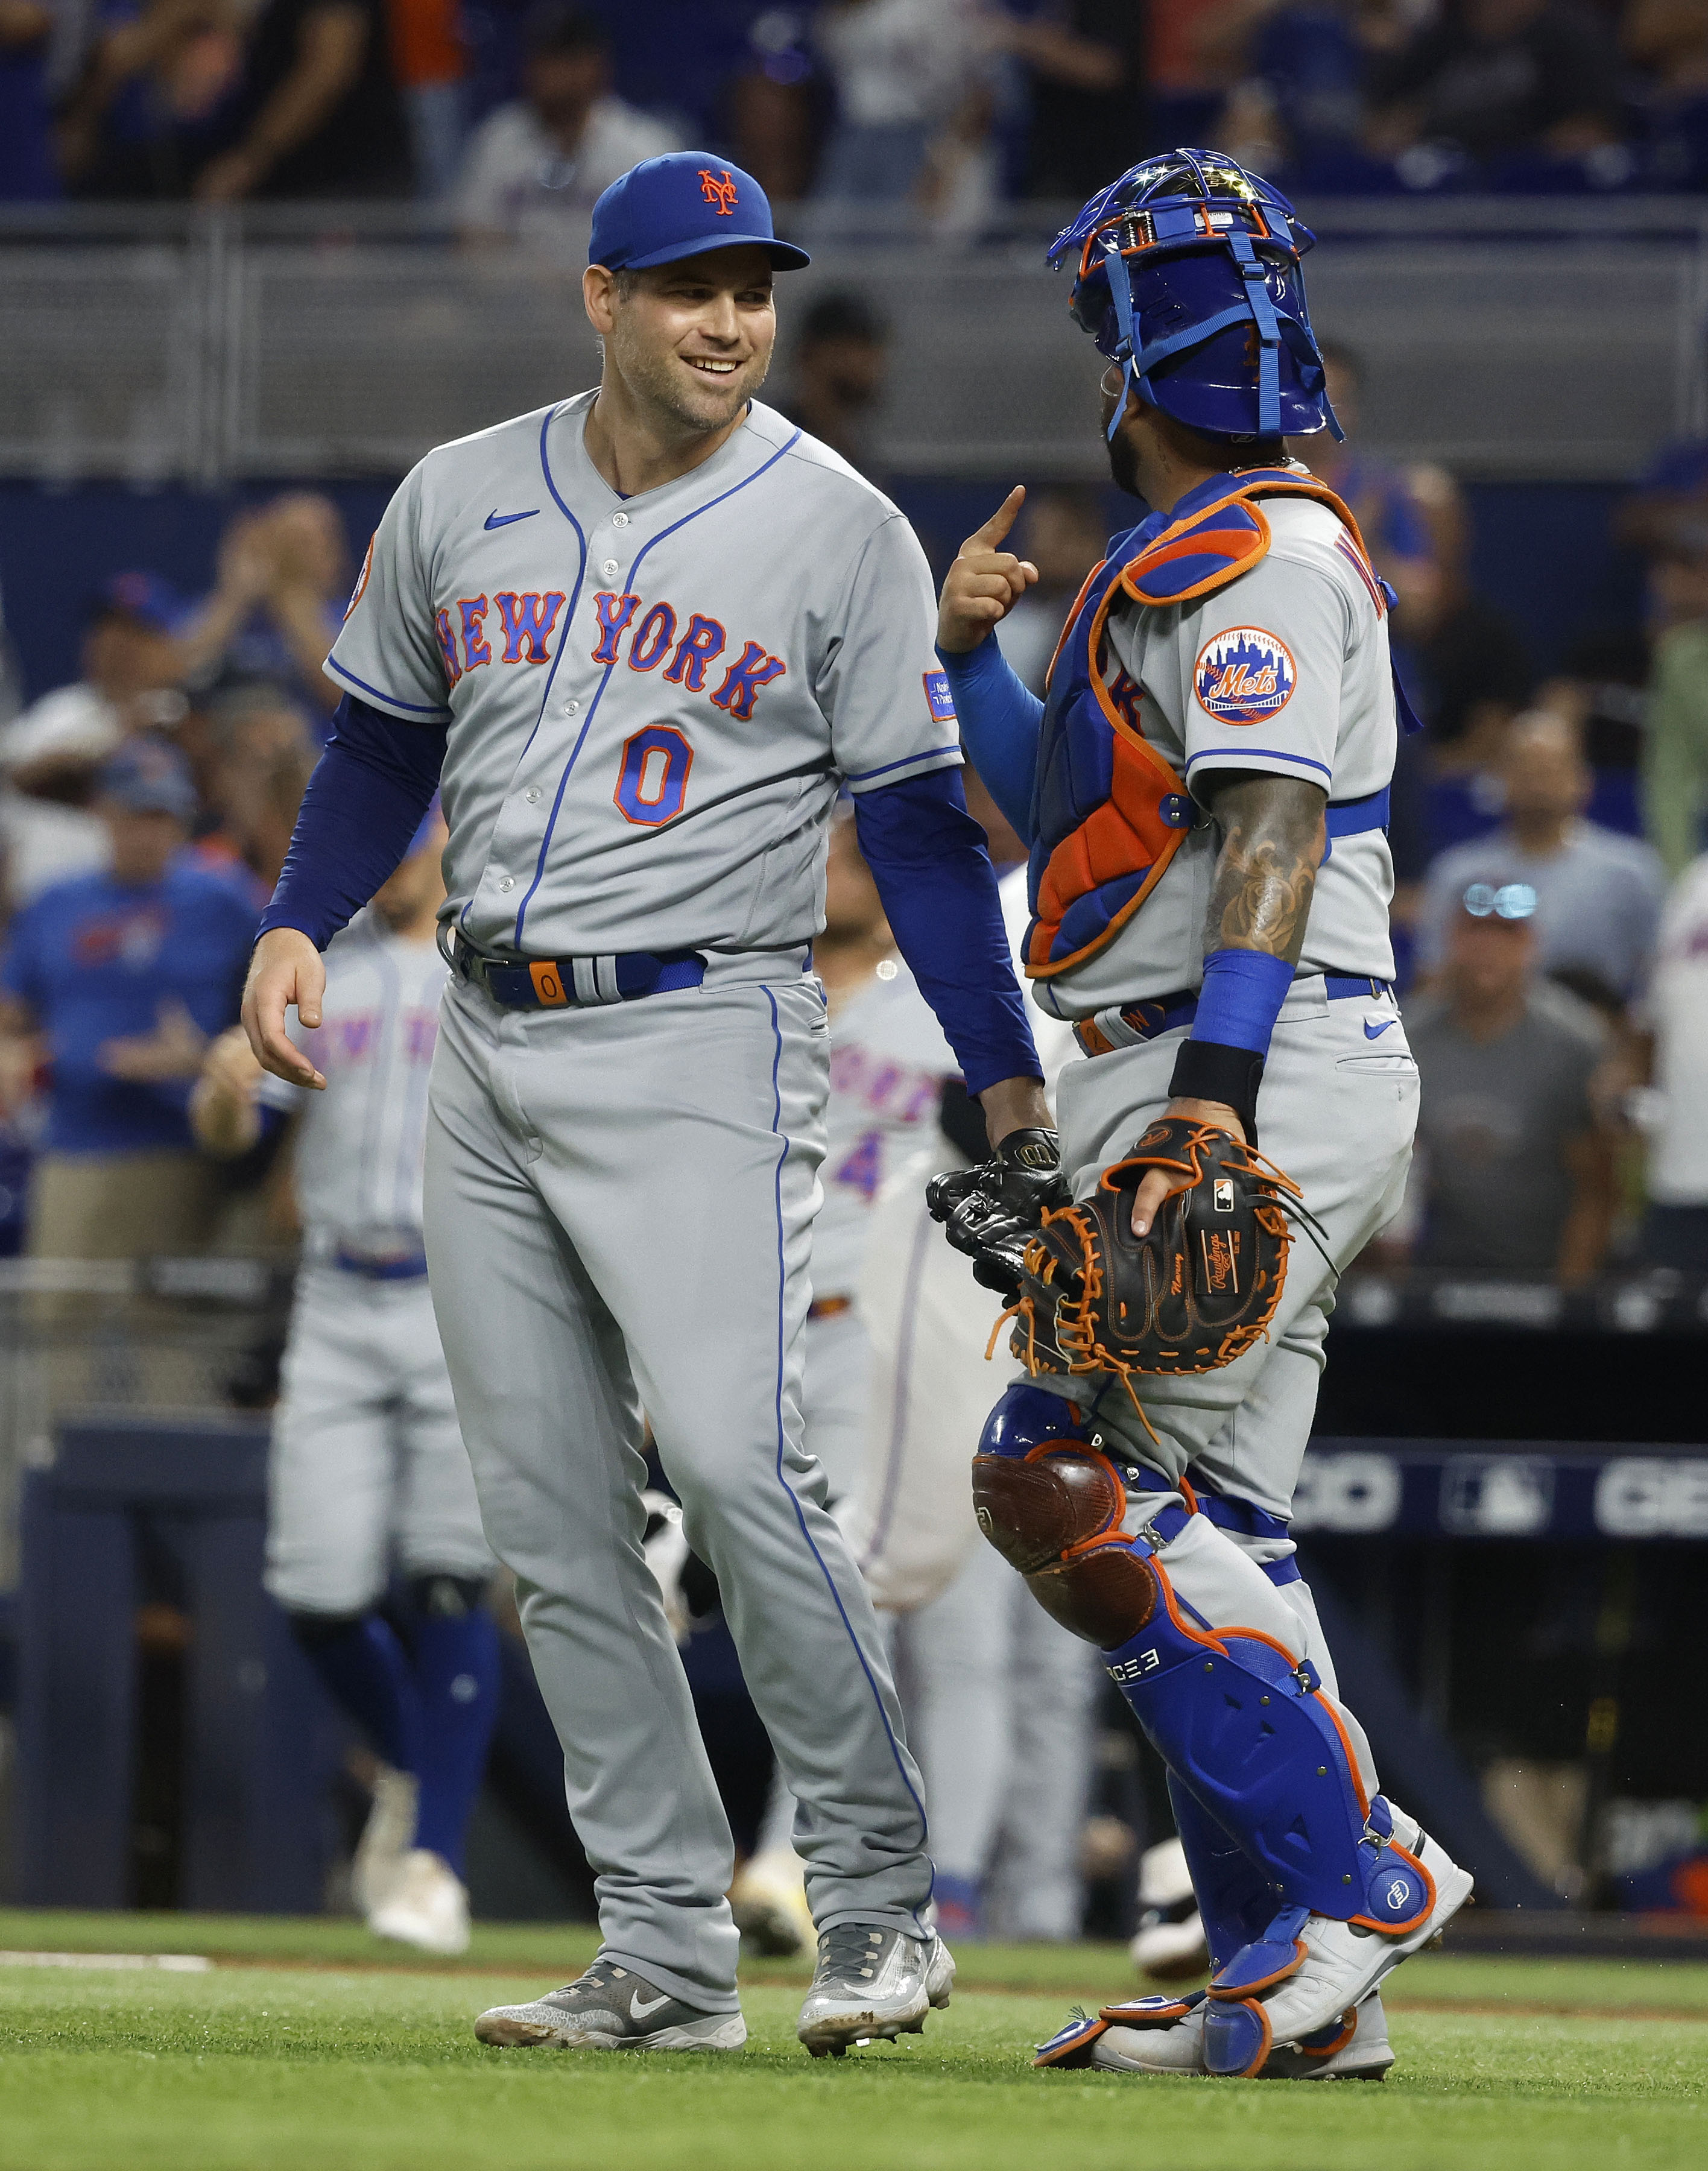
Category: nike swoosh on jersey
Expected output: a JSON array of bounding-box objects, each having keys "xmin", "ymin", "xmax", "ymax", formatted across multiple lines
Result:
[
  {"xmin": 1364, "ymin": 1018, "xmax": 1396, "ymax": 1039},
  {"xmin": 629, "ymin": 1989, "xmax": 671, "ymax": 2020},
  {"xmin": 484, "ymin": 508, "xmax": 540, "ymax": 529}
]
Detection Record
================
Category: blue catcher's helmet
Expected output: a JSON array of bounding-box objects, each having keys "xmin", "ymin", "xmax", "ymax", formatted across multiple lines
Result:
[{"xmin": 1048, "ymin": 148, "xmax": 1341, "ymax": 446}]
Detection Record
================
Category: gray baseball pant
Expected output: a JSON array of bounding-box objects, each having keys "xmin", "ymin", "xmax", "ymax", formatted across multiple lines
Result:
[
  {"xmin": 422, "ymin": 959, "xmax": 931, "ymax": 2011},
  {"xmin": 1030, "ymin": 978, "xmax": 1419, "ymax": 1781},
  {"xmin": 265, "ymin": 1263, "xmax": 491, "ymax": 1614}
]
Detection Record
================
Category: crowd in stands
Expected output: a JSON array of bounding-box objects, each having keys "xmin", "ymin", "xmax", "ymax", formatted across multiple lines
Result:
[{"xmin": 8, "ymin": 2, "xmax": 1708, "ymax": 212}]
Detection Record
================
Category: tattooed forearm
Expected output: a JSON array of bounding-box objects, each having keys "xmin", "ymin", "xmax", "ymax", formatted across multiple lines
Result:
[{"xmin": 1201, "ymin": 772, "xmax": 1327, "ymax": 964}]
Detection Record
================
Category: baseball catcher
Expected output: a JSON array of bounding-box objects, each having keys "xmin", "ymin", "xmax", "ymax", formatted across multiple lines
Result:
[{"xmin": 928, "ymin": 148, "xmax": 1470, "ymax": 2081}]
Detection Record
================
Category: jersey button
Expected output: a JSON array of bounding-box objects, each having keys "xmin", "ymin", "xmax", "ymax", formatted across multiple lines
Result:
[
  {"xmin": 525, "ymin": 787, "xmax": 541, "ymax": 803},
  {"xmin": 564, "ymin": 699, "xmax": 579, "ymax": 715},
  {"xmin": 497, "ymin": 876, "xmax": 515, "ymax": 893},
  {"xmin": 611, "ymin": 511, "xmax": 630, "ymax": 528},
  {"xmin": 600, "ymin": 558, "xmax": 619, "ymax": 577}
]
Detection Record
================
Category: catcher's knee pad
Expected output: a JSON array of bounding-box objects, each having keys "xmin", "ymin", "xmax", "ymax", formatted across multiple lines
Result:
[
  {"xmin": 972, "ymin": 1383, "xmax": 1159, "ymax": 1648},
  {"xmin": 1101, "ymin": 1552, "xmax": 1435, "ymax": 1936}
]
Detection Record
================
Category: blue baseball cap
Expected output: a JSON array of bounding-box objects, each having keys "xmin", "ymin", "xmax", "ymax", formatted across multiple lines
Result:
[
  {"xmin": 96, "ymin": 736, "xmax": 198, "ymax": 820},
  {"xmin": 93, "ymin": 571, "xmax": 191, "ymax": 635},
  {"xmin": 589, "ymin": 152, "xmax": 809, "ymax": 274}
]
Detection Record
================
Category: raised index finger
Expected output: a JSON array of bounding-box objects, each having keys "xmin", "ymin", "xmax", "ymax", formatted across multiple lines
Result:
[{"xmin": 961, "ymin": 485, "xmax": 1026, "ymax": 557}]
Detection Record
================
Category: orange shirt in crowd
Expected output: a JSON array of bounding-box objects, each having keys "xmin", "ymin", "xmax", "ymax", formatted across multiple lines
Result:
[{"xmin": 387, "ymin": 0, "xmax": 464, "ymax": 89}]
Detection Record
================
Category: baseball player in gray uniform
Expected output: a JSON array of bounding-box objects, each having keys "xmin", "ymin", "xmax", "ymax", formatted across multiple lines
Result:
[
  {"xmin": 193, "ymin": 806, "xmax": 498, "ymax": 1956},
  {"xmin": 240, "ymin": 151, "xmax": 1048, "ymax": 2056},
  {"xmin": 933, "ymin": 151, "xmax": 1471, "ymax": 2081}
]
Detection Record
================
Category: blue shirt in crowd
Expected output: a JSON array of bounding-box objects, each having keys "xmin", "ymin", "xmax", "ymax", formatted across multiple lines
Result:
[{"xmin": 0, "ymin": 862, "xmax": 257, "ymax": 1155}]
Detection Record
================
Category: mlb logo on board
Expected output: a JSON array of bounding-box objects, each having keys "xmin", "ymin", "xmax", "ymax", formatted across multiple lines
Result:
[
  {"xmin": 1193, "ymin": 626, "xmax": 1296, "ymax": 724},
  {"xmin": 923, "ymin": 669, "xmax": 958, "ymax": 724}
]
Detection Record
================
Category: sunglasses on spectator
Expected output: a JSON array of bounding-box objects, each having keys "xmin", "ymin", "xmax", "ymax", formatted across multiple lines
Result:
[{"xmin": 1461, "ymin": 882, "xmax": 1536, "ymax": 921}]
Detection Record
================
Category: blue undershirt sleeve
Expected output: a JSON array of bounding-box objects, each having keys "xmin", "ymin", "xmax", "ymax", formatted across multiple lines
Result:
[
  {"xmin": 934, "ymin": 636, "xmax": 1043, "ymax": 844},
  {"xmin": 853, "ymin": 768, "xmax": 1042, "ymax": 1099},
  {"xmin": 257, "ymin": 695, "xmax": 447, "ymax": 951}
]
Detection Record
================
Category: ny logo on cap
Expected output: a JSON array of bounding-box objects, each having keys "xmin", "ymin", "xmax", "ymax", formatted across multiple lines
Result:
[{"xmin": 698, "ymin": 168, "xmax": 738, "ymax": 215}]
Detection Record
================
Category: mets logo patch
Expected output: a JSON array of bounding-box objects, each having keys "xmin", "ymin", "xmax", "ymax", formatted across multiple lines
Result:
[
  {"xmin": 1193, "ymin": 626, "xmax": 1296, "ymax": 724},
  {"xmin": 923, "ymin": 669, "xmax": 957, "ymax": 724}
]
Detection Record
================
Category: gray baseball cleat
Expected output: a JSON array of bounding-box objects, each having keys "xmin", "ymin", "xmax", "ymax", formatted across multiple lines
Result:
[
  {"xmin": 474, "ymin": 1959, "xmax": 746, "ymax": 2051},
  {"xmin": 796, "ymin": 1923, "xmax": 955, "ymax": 2057}
]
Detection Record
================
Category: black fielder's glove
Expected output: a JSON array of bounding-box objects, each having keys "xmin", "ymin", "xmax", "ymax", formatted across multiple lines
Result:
[{"xmin": 926, "ymin": 1127, "xmax": 1073, "ymax": 1298}]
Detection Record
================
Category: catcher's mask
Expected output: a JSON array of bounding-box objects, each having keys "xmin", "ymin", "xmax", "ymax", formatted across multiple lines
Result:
[{"xmin": 1048, "ymin": 148, "xmax": 1341, "ymax": 447}]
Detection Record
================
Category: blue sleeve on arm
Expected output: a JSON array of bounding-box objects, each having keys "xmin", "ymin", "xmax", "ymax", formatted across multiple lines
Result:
[
  {"xmin": 1191, "ymin": 947, "xmax": 1294, "ymax": 1056},
  {"xmin": 257, "ymin": 695, "xmax": 446, "ymax": 951},
  {"xmin": 935, "ymin": 637, "xmax": 1043, "ymax": 845},
  {"xmin": 853, "ymin": 768, "xmax": 1042, "ymax": 1098}
]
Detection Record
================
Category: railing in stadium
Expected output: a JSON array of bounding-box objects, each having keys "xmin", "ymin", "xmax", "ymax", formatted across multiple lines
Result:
[{"xmin": 2, "ymin": 199, "xmax": 1706, "ymax": 486}]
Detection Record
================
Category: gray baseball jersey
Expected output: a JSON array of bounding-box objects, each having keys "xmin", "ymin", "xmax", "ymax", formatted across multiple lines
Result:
[
  {"xmin": 259, "ymin": 914, "xmax": 446, "ymax": 1257},
  {"xmin": 1035, "ymin": 492, "xmax": 1397, "ymax": 1018},
  {"xmin": 326, "ymin": 392, "xmax": 960, "ymax": 960}
]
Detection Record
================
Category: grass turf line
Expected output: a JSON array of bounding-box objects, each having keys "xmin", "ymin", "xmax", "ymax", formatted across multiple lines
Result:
[{"xmin": 0, "ymin": 1931, "xmax": 1705, "ymax": 2171}]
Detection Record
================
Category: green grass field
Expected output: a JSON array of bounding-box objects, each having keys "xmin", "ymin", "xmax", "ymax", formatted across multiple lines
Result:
[{"xmin": 1, "ymin": 1913, "xmax": 1704, "ymax": 2171}]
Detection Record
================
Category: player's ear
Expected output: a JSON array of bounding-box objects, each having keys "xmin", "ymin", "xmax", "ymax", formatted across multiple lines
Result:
[{"xmin": 583, "ymin": 264, "xmax": 619, "ymax": 336}]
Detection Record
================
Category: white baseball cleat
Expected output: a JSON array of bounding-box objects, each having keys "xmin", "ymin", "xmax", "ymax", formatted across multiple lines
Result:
[
  {"xmin": 1203, "ymin": 1816, "xmax": 1473, "ymax": 2076},
  {"xmin": 352, "ymin": 1765, "xmax": 419, "ymax": 1916},
  {"xmin": 474, "ymin": 1960, "xmax": 747, "ymax": 2050},
  {"xmin": 796, "ymin": 1924, "xmax": 955, "ymax": 2057},
  {"xmin": 1034, "ymin": 1989, "xmax": 1393, "ymax": 2081},
  {"xmin": 367, "ymin": 1848, "xmax": 471, "ymax": 1956},
  {"xmin": 730, "ymin": 1846, "xmax": 817, "ymax": 1958},
  {"xmin": 1129, "ymin": 1838, "xmax": 1211, "ymax": 1982}
]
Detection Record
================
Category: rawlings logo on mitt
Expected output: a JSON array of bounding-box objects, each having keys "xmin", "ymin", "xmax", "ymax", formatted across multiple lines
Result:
[{"xmin": 1010, "ymin": 1117, "xmax": 1302, "ymax": 1392}]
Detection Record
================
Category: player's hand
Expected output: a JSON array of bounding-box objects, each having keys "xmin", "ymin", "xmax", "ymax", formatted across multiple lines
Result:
[
  {"xmin": 242, "ymin": 928, "xmax": 327, "ymax": 1089},
  {"xmin": 1129, "ymin": 1097, "xmax": 1246, "ymax": 1236},
  {"xmin": 97, "ymin": 997, "xmax": 209, "ymax": 1083},
  {"xmin": 937, "ymin": 485, "xmax": 1039, "ymax": 654}
]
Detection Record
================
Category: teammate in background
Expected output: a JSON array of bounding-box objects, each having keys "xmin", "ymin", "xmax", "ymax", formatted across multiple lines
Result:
[
  {"xmin": 933, "ymin": 150, "xmax": 1471, "ymax": 2079},
  {"xmin": 192, "ymin": 807, "xmax": 499, "ymax": 1956},
  {"xmin": 852, "ymin": 856, "xmax": 1096, "ymax": 1945},
  {"xmin": 241, "ymin": 153, "xmax": 1046, "ymax": 2056},
  {"xmin": 731, "ymin": 805, "xmax": 962, "ymax": 1955}
]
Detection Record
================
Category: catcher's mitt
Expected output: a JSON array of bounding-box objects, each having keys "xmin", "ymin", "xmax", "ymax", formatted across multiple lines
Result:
[
  {"xmin": 1011, "ymin": 1117, "xmax": 1303, "ymax": 1389},
  {"xmin": 925, "ymin": 1127, "xmax": 1072, "ymax": 1297}
]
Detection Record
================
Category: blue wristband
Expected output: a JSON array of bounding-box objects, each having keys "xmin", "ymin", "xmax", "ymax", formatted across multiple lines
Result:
[{"xmin": 1191, "ymin": 947, "xmax": 1294, "ymax": 1058}]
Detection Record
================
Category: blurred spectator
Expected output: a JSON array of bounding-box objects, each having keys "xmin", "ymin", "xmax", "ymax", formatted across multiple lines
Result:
[
  {"xmin": 176, "ymin": 494, "xmax": 350, "ymax": 725},
  {"xmin": 0, "ymin": 574, "xmax": 192, "ymax": 911},
  {"xmin": 993, "ymin": 1, "xmax": 1147, "ymax": 201},
  {"xmin": 1294, "ymin": 341, "xmax": 1439, "ymax": 624},
  {"xmin": 0, "ymin": 0, "xmax": 58, "ymax": 200},
  {"xmin": 998, "ymin": 485, "xmax": 1107, "ymax": 695},
  {"xmin": 1403, "ymin": 878, "xmax": 1616, "ymax": 1282},
  {"xmin": 1401, "ymin": 462, "xmax": 1534, "ymax": 763},
  {"xmin": 59, "ymin": 0, "xmax": 245, "ymax": 200},
  {"xmin": 1419, "ymin": 712, "xmax": 1666, "ymax": 996},
  {"xmin": 1145, "ymin": 0, "xmax": 1233, "ymax": 144},
  {"xmin": 193, "ymin": 0, "xmax": 410, "ymax": 200},
  {"xmin": 1642, "ymin": 549, "xmax": 1708, "ymax": 876},
  {"xmin": 777, "ymin": 290, "xmax": 890, "ymax": 476},
  {"xmin": 1635, "ymin": 850, "xmax": 1708, "ymax": 1265},
  {"xmin": 203, "ymin": 695, "xmax": 317, "ymax": 895},
  {"xmin": 453, "ymin": 4, "xmax": 677, "ymax": 253},
  {"xmin": 1367, "ymin": 1, "xmax": 1625, "ymax": 170},
  {"xmin": 729, "ymin": 6, "xmax": 820, "ymax": 204},
  {"xmin": 1628, "ymin": 0, "xmax": 1708, "ymax": 189},
  {"xmin": 812, "ymin": 0, "xmax": 984, "ymax": 204},
  {"xmin": 0, "ymin": 739, "xmax": 256, "ymax": 1259},
  {"xmin": 385, "ymin": 0, "xmax": 467, "ymax": 197}
]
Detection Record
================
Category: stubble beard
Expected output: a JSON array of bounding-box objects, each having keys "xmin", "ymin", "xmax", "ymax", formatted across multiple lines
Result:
[{"xmin": 612, "ymin": 318, "xmax": 770, "ymax": 438}]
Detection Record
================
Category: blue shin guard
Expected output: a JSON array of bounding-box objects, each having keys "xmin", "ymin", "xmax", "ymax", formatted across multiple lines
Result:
[{"xmin": 1167, "ymin": 1771, "xmax": 1274, "ymax": 1976}]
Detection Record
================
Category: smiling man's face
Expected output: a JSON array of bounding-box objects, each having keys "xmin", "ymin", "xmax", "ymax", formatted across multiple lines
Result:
[{"xmin": 593, "ymin": 245, "xmax": 777, "ymax": 436}]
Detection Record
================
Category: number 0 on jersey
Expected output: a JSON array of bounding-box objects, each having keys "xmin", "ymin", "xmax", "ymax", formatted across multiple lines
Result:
[{"xmin": 615, "ymin": 725, "xmax": 694, "ymax": 827}]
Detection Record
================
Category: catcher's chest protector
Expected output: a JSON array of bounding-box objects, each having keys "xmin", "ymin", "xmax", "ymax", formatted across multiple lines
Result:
[{"xmin": 1023, "ymin": 468, "xmax": 1374, "ymax": 980}]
